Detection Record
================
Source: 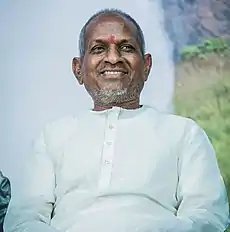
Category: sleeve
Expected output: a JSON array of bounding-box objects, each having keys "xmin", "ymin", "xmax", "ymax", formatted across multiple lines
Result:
[
  {"xmin": 163, "ymin": 119, "xmax": 230, "ymax": 232},
  {"xmin": 3, "ymin": 130, "xmax": 62, "ymax": 232},
  {"xmin": 0, "ymin": 171, "xmax": 11, "ymax": 230}
]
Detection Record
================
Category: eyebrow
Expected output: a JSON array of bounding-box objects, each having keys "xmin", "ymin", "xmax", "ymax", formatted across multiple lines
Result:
[{"xmin": 91, "ymin": 39, "xmax": 136, "ymax": 45}]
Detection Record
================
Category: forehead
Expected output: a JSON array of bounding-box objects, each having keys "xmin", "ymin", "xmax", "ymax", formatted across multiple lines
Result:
[{"xmin": 85, "ymin": 14, "xmax": 137, "ymax": 41}]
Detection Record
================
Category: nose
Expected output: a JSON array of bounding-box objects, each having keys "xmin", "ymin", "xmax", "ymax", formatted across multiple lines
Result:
[{"xmin": 104, "ymin": 46, "xmax": 122, "ymax": 64}]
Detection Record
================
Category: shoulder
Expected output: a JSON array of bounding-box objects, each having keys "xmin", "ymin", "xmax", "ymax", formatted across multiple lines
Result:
[
  {"xmin": 143, "ymin": 105, "xmax": 204, "ymax": 141},
  {"xmin": 44, "ymin": 115, "xmax": 78, "ymax": 138},
  {"xmin": 144, "ymin": 105, "xmax": 198, "ymax": 129},
  {"xmin": 37, "ymin": 110, "xmax": 91, "ymax": 151}
]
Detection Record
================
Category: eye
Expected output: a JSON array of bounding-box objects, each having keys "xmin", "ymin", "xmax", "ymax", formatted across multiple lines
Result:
[
  {"xmin": 120, "ymin": 44, "xmax": 135, "ymax": 52},
  {"xmin": 91, "ymin": 45, "xmax": 105, "ymax": 54}
]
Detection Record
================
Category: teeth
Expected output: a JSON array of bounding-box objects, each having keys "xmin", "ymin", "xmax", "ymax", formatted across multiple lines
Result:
[{"xmin": 103, "ymin": 71, "xmax": 123, "ymax": 74}]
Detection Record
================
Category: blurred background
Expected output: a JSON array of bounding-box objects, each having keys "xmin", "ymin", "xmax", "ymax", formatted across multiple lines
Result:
[{"xmin": 172, "ymin": 1, "xmax": 230, "ymax": 225}]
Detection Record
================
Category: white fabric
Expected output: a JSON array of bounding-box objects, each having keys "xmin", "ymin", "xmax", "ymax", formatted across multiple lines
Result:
[{"xmin": 4, "ymin": 105, "xmax": 229, "ymax": 232}]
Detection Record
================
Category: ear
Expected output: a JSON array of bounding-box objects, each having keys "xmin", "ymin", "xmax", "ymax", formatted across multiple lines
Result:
[
  {"xmin": 72, "ymin": 57, "xmax": 83, "ymax": 85},
  {"xmin": 143, "ymin": 53, "xmax": 152, "ymax": 81}
]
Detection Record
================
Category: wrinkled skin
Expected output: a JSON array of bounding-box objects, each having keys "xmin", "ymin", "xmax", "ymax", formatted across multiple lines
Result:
[{"xmin": 72, "ymin": 13, "xmax": 152, "ymax": 111}]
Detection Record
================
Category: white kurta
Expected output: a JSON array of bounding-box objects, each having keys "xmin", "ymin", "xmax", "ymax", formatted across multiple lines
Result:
[{"xmin": 4, "ymin": 105, "xmax": 229, "ymax": 232}]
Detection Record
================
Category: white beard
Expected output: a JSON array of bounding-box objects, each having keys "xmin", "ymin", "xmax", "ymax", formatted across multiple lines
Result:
[
  {"xmin": 85, "ymin": 84, "xmax": 143, "ymax": 106},
  {"xmin": 95, "ymin": 88, "xmax": 128, "ymax": 104}
]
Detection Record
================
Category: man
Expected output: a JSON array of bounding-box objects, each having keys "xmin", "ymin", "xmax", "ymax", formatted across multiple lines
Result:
[{"xmin": 4, "ymin": 8, "xmax": 229, "ymax": 232}]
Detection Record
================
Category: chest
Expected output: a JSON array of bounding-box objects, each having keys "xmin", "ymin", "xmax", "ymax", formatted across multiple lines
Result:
[{"xmin": 54, "ymin": 117, "xmax": 179, "ymax": 197}]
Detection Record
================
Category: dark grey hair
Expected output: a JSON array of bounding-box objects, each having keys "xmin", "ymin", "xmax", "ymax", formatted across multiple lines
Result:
[{"xmin": 78, "ymin": 8, "xmax": 146, "ymax": 58}]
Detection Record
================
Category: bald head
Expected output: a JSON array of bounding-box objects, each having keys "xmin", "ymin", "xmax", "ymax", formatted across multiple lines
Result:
[{"xmin": 78, "ymin": 9, "xmax": 146, "ymax": 58}]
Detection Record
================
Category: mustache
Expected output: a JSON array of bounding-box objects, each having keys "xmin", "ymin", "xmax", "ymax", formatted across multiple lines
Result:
[{"xmin": 98, "ymin": 63, "xmax": 129, "ymax": 74}]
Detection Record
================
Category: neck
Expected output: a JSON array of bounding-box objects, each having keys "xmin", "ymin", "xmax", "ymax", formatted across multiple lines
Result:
[{"xmin": 93, "ymin": 99, "xmax": 141, "ymax": 111}]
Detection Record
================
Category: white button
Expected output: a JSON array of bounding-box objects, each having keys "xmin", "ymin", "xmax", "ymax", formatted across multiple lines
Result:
[
  {"xmin": 104, "ymin": 160, "xmax": 110, "ymax": 165},
  {"xmin": 109, "ymin": 124, "xmax": 114, "ymax": 129}
]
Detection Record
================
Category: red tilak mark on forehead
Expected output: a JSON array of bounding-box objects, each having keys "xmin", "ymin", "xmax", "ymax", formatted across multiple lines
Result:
[{"xmin": 107, "ymin": 34, "xmax": 116, "ymax": 44}]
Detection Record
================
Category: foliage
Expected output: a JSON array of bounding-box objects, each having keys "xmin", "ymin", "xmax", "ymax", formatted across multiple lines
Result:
[
  {"xmin": 180, "ymin": 37, "xmax": 230, "ymax": 61},
  {"xmin": 201, "ymin": 38, "xmax": 229, "ymax": 54},
  {"xmin": 180, "ymin": 45, "xmax": 204, "ymax": 60}
]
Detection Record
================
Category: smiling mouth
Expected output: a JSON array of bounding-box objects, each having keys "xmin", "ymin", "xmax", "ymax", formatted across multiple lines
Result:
[{"xmin": 100, "ymin": 70, "xmax": 128, "ymax": 78}]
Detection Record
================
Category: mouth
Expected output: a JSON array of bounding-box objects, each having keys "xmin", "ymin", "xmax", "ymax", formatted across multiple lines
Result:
[{"xmin": 99, "ymin": 70, "xmax": 128, "ymax": 79}]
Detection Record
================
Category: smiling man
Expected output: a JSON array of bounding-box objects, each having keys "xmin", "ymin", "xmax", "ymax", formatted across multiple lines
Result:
[
  {"xmin": 72, "ymin": 10, "xmax": 151, "ymax": 111},
  {"xmin": 4, "ymin": 9, "xmax": 229, "ymax": 232}
]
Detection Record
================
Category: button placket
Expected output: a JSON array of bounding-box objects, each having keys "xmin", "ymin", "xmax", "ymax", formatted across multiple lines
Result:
[{"xmin": 98, "ymin": 108, "xmax": 120, "ymax": 191}]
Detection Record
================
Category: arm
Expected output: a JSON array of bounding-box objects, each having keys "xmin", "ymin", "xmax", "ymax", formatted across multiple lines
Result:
[
  {"xmin": 162, "ymin": 119, "xmax": 229, "ymax": 232},
  {"xmin": 3, "ymin": 131, "xmax": 61, "ymax": 232}
]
